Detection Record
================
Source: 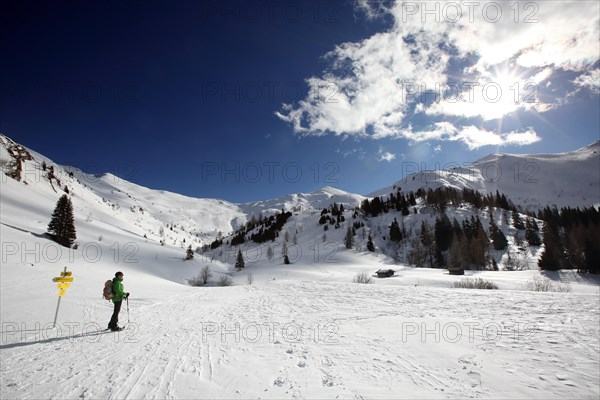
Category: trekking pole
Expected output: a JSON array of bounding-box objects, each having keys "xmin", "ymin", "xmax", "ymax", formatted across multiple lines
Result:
[{"xmin": 126, "ymin": 296, "xmax": 130, "ymax": 324}]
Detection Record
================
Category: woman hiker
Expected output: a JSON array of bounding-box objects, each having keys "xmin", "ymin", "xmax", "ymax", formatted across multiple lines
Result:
[{"xmin": 108, "ymin": 271, "xmax": 130, "ymax": 331}]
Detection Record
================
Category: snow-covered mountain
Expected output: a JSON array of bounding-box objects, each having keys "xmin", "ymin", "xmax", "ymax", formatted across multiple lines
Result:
[
  {"xmin": 3, "ymin": 133, "xmax": 597, "ymax": 252},
  {"xmin": 2, "ymin": 132, "xmax": 598, "ymax": 269},
  {"xmin": 240, "ymin": 186, "xmax": 365, "ymax": 217},
  {"xmin": 1, "ymin": 133, "xmax": 599, "ymax": 399},
  {"xmin": 370, "ymin": 141, "xmax": 600, "ymax": 211},
  {"xmin": 0, "ymin": 134, "xmax": 364, "ymax": 251}
]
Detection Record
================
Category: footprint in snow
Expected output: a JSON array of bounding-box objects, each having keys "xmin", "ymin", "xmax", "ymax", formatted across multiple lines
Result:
[
  {"xmin": 555, "ymin": 374, "xmax": 569, "ymax": 381},
  {"xmin": 274, "ymin": 376, "xmax": 286, "ymax": 387},
  {"xmin": 322, "ymin": 376, "xmax": 334, "ymax": 387},
  {"xmin": 467, "ymin": 371, "xmax": 481, "ymax": 387}
]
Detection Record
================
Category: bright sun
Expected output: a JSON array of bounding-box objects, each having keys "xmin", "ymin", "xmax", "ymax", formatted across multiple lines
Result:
[{"xmin": 471, "ymin": 70, "xmax": 525, "ymax": 121}]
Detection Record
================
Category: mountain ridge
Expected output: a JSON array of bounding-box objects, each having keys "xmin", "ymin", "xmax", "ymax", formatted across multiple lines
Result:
[
  {"xmin": 370, "ymin": 141, "xmax": 600, "ymax": 211},
  {"xmin": 2, "ymin": 132, "xmax": 599, "ymax": 249}
]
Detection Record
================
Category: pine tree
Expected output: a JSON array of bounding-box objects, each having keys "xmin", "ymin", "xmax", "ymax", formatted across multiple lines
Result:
[
  {"xmin": 512, "ymin": 211, "xmax": 525, "ymax": 230},
  {"xmin": 452, "ymin": 217, "xmax": 463, "ymax": 238},
  {"xmin": 235, "ymin": 249, "xmax": 245, "ymax": 270},
  {"xmin": 584, "ymin": 239, "xmax": 600, "ymax": 274},
  {"xmin": 367, "ymin": 234, "xmax": 375, "ymax": 252},
  {"xmin": 361, "ymin": 199, "xmax": 371, "ymax": 216},
  {"xmin": 538, "ymin": 222, "xmax": 562, "ymax": 271},
  {"xmin": 47, "ymin": 194, "xmax": 77, "ymax": 247},
  {"xmin": 492, "ymin": 228, "xmax": 508, "ymax": 250},
  {"xmin": 409, "ymin": 237, "xmax": 425, "ymax": 268},
  {"xmin": 282, "ymin": 240, "xmax": 290, "ymax": 264},
  {"xmin": 186, "ymin": 245, "xmax": 194, "ymax": 260},
  {"xmin": 512, "ymin": 210, "xmax": 525, "ymax": 230},
  {"xmin": 448, "ymin": 237, "xmax": 464, "ymax": 274},
  {"xmin": 472, "ymin": 217, "xmax": 490, "ymax": 268},
  {"xmin": 489, "ymin": 217, "xmax": 508, "ymax": 250},
  {"xmin": 434, "ymin": 213, "xmax": 453, "ymax": 251},
  {"xmin": 420, "ymin": 220, "xmax": 435, "ymax": 268},
  {"xmin": 408, "ymin": 192, "xmax": 417, "ymax": 206},
  {"xmin": 525, "ymin": 217, "xmax": 542, "ymax": 246},
  {"xmin": 344, "ymin": 227, "xmax": 354, "ymax": 249},
  {"xmin": 389, "ymin": 218, "xmax": 402, "ymax": 242},
  {"xmin": 401, "ymin": 198, "xmax": 410, "ymax": 216}
]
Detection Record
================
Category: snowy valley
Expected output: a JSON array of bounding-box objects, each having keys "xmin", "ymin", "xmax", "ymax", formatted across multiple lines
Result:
[{"xmin": 1, "ymin": 133, "xmax": 599, "ymax": 399}]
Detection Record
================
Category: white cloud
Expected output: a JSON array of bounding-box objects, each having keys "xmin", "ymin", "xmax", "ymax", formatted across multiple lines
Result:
[
  {"xmin": 422, "ymin": 70, "xmax": 555, "ymax": 121},
  {"xmin": 337, "ymin": 147, "xmax": 367, "ymax": 159},
  {"xmin": 452, "ymin": 126, "xmax": 542, "ymax": 150},
  {"xmin": 277, "ymin": 0, "xmax": 598, "ymax": 145},
  {"xmin": 377, "ymin": 147, "xmax": 396, "ymax": 162},
  {"xmin": 504, "ymin": 129, "xmax": 543, "ymax": 147},
  {"xmin": 573, "ymin": 69, "xmax": 600, "ymax": 94},
  {"xmin": 433, "ymin": 145, "xmax": 442, "ymax": 153},
  {"xmin": 276, "ymin": 5, "xmax": 450, "ymax": 137},
  {"xmin": 382, "ymin": 123, "xmax": 541, "ymax": 150}
]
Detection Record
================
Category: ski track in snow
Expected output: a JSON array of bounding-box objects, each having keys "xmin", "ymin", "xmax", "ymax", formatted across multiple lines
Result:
[{"xmin": 2, "ymin": 280, "xmax": 598, "ymax": 399}]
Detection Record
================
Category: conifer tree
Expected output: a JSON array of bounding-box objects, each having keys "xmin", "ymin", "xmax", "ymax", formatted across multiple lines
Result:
[
  {"xmin": 420, "ymin": 221, "xmax": 435, "ymax": 268},
  {"xmin": 344, "ymin": 227, "xmax": 354, "ymax": 249},
  {"xmin": 409, "ymin": 237, "xmax": 425, "ymax": 267},
  {"xmin": 389, "ymin": 218, "xmax": 402, "ymax": 242},
  {"xmin": 47, "ymin": 194, "xmax": 77, "ymax": 248},
  {"xmin": 525, "ymin": 217, "xmax": 542, "ymax": 246},
  {"xmin": 452, "ymin": 217, "xmax": 463, "ymax": 238},
  {"xmin": 447, "ymin": 238, "xmax": 464, "ymax": 274},
  {"xmin": 434, "ymin": 213, "xmax": 453, "ymax": 251},
  {"xmin": 489, "ymin": 217, "xmax": 508, "ymax": 250},
  {"xmin": 186, "ymin": 245, "xmax": 194, "ymax": 260},
  {"xmin": 282, "ymin": 240, "xmax": 290, "ymax": 264},
  {"xmin": 472, "ymin": 217, "xmax": 490, "ymax": 268},
  {"xmin": 408, "ymin": 192, "xmax": 417, "ymax": 206},
  {"xmin": 235, "ymin": 249, "xmax": 245, "ymax": 270},
  {"xmin": 401, "ymin": 198, "xmax": 410, "ymax": 216},
  {"xmin": 367, "ymin": 234, "xmax": 375, "ymax": 252},
  {"xmin": 584, "ymin": 239, "xmax": 600, "ymax": 274},
  {"xmin": 538, "ymin": 221, "xmax": 562, "ymax": 271},
  {"xmin": 512, "ymin": 210, "xmax": 525, "ymax": 230}
]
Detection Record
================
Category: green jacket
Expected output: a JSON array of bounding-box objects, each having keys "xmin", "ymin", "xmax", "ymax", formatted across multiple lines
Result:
[{"xmin": 112, "ymin": 277, "xmax": 126, "ymax": 303}]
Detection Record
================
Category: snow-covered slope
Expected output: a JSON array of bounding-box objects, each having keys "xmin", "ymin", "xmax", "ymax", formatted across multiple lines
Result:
[
  {"xmin": 2, "ymin": 273, "xmax": 598, "ymax": 399},
  {"xmin": 370, "ymin": 141, "xmax": 600, "ymax": 210},
  {"xmin": 0, "ymin": 134, "xmax": 364, "ymax": 253},
  {"xmin": 240, "ymin": 186, "xmax": 365, "ymax": 216},
  {"xmin": 1, "ymin": 133, "xmax": 599, "ymax": 399}
]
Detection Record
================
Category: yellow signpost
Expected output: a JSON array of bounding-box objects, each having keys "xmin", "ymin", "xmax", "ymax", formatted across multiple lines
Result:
[{"xmin": 52, "ymin": 267, "xmax": 74, "ymax": 327}]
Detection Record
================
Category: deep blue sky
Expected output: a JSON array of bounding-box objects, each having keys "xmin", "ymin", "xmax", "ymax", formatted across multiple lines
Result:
[{"xmin": 1, "ymin": 0, "xmax": 598, "ymax": 202}]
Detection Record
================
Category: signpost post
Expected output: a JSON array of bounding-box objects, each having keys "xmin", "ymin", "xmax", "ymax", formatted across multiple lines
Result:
[{"xmin": 52, "ymin": 267, "xmax": 74, "ymax": 328}]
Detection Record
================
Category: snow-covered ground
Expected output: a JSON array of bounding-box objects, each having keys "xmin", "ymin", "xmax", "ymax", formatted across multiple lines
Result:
[
  {"xmin": 2, "ymin": 265, "xmax": 599, "ymax": 399},
  {"xmin": 1, "ymin": 134, "xmax": 599, "ymax": 399}
]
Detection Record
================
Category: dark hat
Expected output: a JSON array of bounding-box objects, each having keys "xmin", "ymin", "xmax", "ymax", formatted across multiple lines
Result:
[{"xmin": 115, "ymin": 271, "xmax": 124, "ymax": 277}]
